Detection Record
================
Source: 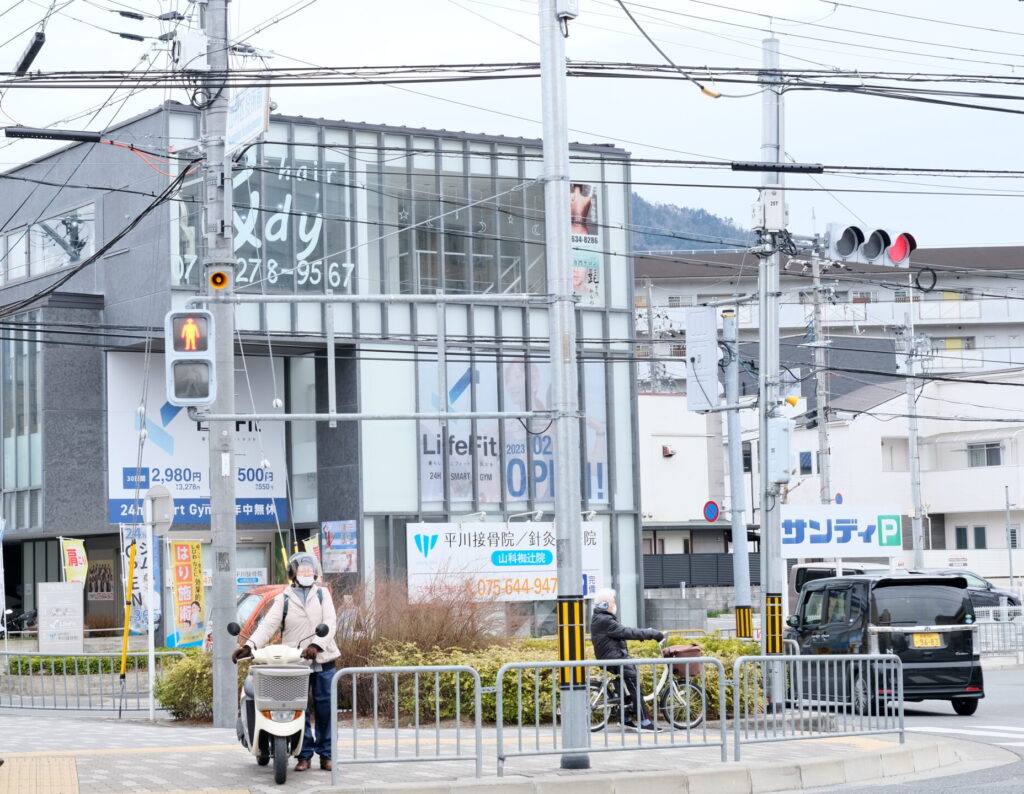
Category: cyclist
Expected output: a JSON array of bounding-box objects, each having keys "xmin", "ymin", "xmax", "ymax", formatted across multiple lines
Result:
[{"xmin": 590, "ymin": 587, "xmax": 664, "ymax": 731}]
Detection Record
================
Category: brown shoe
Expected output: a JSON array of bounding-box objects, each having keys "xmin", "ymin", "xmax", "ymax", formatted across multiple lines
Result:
[
  {"xmin": 320, "ymin": 758, "xmax": 333, "ymax": 771},
  {"xmin": 295, "ymin": 758, "xmax": 311, "ymax": 772}
]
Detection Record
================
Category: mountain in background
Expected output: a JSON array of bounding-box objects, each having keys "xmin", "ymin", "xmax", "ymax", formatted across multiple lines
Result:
[{"xmin": 630, "ymin": 193, "xmax": 755, "ymax": 252}]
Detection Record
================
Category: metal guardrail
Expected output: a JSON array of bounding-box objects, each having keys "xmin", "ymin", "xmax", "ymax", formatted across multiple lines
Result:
[
  {"xmin": 328, "ymin": 665, "xmax": 483, "ymax": 788},
  {"xmin": 974, "ymin": 621, "xmax": 1024, "ymax": 656},
  {"xmin": 732, "ymin": 654, "xmax": 904, "ymax": 761},
  {"xmin": 0, "ymin": 650, "xmax": 185, "ymax": 711},
  {"xmin": 976, "ymin": 605, "xmax": 1022, "ymax": 623},
  {"xmin": 494, "ymin": 657, "xmax": 727, "ymax": 775}
]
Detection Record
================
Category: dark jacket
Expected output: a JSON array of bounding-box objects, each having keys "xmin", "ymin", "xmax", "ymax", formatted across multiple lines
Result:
[{"xmin": 590, "ymin": 607, "xmax": 661, "ymax": 660}]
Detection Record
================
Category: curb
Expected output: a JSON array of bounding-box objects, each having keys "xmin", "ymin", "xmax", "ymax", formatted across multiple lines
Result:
[{"xmin": 319, "ymin": 736, "xmax": 971, "ymax": 794}]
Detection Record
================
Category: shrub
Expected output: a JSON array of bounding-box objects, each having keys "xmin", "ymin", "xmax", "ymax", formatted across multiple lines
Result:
[
  {"xmin": 5, "ymin": 650, "xmax": 174, "ymax": 675},
  {"xmin": 153, "ymin": 649, "xmax": 246, "ymax": 721}
]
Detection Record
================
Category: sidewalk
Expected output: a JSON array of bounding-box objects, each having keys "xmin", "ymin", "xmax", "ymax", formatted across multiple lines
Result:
[{"xmin": 0, "ymin": 710, "xmax": 1014, "ymax": 794}]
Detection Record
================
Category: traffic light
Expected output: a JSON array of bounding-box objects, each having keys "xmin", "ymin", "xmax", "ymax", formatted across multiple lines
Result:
[
  {"xmin": 826, "ymin": 224, "xmax": 917, "ymax": 267},
  {"xmin": 164, "ymin": 310, "xmax": 216, "ymax": 406}
]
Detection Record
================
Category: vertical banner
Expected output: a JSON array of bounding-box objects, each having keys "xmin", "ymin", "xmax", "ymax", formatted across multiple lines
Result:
[
  {"xmin": 302, "ymin": 534, "xmax": 322, "ymax": 563},
  {"xmin": 570, "ymin": 182, "xmax": 602, "ymax": 306},
  {"xmin": 322, "ymin": 520, "xmax": 358, "ymax": 573},
  {"xmin": 167, "ymin": 541, "xmax": 204, "ymax": 648},
  {"xmin": 120, "ymin": 524, "xmax": 162, "ymax": 635},
  {"xmin": 60, "ymin": 538, "xmax": 89, "ymax": 584}
]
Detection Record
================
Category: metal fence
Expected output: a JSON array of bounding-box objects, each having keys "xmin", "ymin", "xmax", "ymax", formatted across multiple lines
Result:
[
  {"xmin": 732, "ymin": 654, "xmax": 904, "ymax": 761},
  {"xmin": 976, "ymin": 605, "xmax": 1023, "ymax": 623},
  {"xmin": 974, "ymin": 621, "xmax": 1024, "ymax": 656},
  {"xmin": 328, "ymin": 665, "xmax": 483, "ymax": 788},
  {"xmin": 494, "ymin": 657, "xmax": 727, "ymax": 775},
  {"xmin": 0, "ymin": 650, "xmax": 184, "ymax": 711}
]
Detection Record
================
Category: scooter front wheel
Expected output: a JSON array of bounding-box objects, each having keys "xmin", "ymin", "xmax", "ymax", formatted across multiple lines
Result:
[{"xmin": 273, "ymin": 735, "xmax": 288, "ymax": 784}]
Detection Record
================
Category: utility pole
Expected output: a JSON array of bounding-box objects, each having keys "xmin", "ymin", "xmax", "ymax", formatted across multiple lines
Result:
[
  {"xmin": 723, "ymin": 309, "xmax": 753, "ymax": 638},
  {"xmin": 1005, "ymin": 486, "xmax": 1016, "ymax": 590},
  {"xmin": 200, "ymin": 0, "xmax": 238, "ymax": 730},
  {"xmin": 900, "ymin": 312, "xmax": 926, "ymax": 570},
  {"xmin": 811, "ymin": 250, "xmax": 832, "ymax": 504},
  {"xmin": 538, "ymin": 0, "xmax": 588, "ymax": 769},
  {"xmin": 646, "ymin": 279, "xmax": 656, "ymax": 391},
  {"xmin": 757, "ymin": 37, "xmax": 787, "ymax": 660}
]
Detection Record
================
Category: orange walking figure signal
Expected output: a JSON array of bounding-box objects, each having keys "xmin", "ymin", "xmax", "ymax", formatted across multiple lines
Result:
[{"xmin": 180, "ymin": 316, "xmax": 202, "ymax": 351}]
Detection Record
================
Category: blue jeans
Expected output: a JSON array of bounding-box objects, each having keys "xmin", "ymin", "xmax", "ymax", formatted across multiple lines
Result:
[{"xmin": 299, "ymin": 665, "xmax": 335, "ymax": 761}]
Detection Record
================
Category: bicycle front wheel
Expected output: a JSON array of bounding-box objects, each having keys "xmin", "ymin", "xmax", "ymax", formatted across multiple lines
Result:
[
  {"xmin": 588, "ymin": 680, "xmax": 613, "ymax": 732},
  {"xmin": 658, "ymin": 678, "xmax": 706, "ymax": 729}
]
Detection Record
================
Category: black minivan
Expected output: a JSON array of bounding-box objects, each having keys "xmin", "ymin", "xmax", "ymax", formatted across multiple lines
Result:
[{"xmin": 785, "ymin": 574, "xmax": 983, "ymax": 715}]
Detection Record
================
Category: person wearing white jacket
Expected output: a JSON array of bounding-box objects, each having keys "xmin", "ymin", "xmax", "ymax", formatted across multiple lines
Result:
[{"xmin": 232, "ymin": 552, "xmax": 340, "ymax": 772}]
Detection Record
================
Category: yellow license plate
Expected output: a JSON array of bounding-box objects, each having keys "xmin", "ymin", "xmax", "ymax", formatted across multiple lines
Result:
[{"xmin": 912, "ymin": 632, "xmax": 941, "ymax": 648}]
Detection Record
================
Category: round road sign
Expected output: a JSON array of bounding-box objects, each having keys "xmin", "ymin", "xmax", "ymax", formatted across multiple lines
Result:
[
  {"xmin": 835, "ymin": 493, "xmax": 844, "ymax": 505},
  {"xmin": 703, "ymin": 501, "xmax": 720, "ymax": 522}
]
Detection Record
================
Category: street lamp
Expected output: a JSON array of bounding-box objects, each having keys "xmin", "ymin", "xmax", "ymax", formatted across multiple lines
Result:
[{"xmin": 4, "ymin": 126, "xmax": 102, "ymax": 143}]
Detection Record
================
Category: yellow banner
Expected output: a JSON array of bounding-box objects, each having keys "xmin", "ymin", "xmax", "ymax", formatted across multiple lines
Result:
[
  {"xmin": 303, "ymin": 534, "xmax": 321, "ymax": 562},
  {"xmin": 170, "ymin": 541, "xmax": 205, "ymax": 647},
  {"xmin": 60, "ymin": 538, "xmax": 88, "ymax": 584}
]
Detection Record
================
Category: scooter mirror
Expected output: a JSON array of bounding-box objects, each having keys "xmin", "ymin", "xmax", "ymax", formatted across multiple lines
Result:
[
  {"xmin": 226, "ymin": 621, "xmax": 242, "ymax": 636},
  {"xmin": 315, "ymin": 623, "xmax": 329, "ymax": 638}
]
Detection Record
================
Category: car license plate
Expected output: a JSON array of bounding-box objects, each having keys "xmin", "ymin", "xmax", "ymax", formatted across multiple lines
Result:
[{"xmin": 912, "ymin": 632, "xmax": 941, "ymax": 648}]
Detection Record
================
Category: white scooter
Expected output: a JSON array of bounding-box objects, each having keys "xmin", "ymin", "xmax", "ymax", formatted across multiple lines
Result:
[{"xmin": 227, "ymin": 620, "xmax": 329, "ymax": 785}]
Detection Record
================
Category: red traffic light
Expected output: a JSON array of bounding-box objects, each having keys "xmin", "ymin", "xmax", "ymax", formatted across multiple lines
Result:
[
  {"xmin": 886, "ymin": 232, "xmax": 917, "ymax": 265},
  {"xmin": 171, "ymin": 315, "xmax": 208, "ymax": 353}
]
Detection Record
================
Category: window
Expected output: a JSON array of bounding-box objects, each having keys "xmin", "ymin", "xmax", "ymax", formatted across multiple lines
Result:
[
  {"xmin": 955, "ymin": 526, "xmax": 968, "ymax": 549},
  {"xmin": 799, "ymin": 451, "xmax": 813, "ymax": 475},
  {"xmin": 967, "ymin": 442, "xmax": 1001, "ymax": 468},
  {"xmin": 963, "ymin": 573, "xmax": 989, "ymax": 589},
  {"xmin": 851, "ymin": 291, "xmax": 874, "ymax": 303},
  {"xmin": 1011, "ymin": 525, "xmax": 1020, "ymax": 550},
  {"xmin": 802, "ymin": 589, "xmax": 824, "ymax": 626},
  {"xmin": 634, "ymin": 295, "xmax": 648, "ymax": 308},
  {"xmin": 974, "ymin": 526, "xmax": 987, "ymax": 549},
  {"xmin": 742, "ymin": 441, "xmax": 752, "ymax": 473},
  {"xmin": 669, "ymin": 344, "xmax": 686, "ymax": 358},
  {"xmin": 932, "ymin": 337, "xmax": 976, "ymax": 352},
  {"xmin": 667, "ymin": 295, "xmax": 683, "ymax": 308},
  {"xmin": 29, "ymin": 204, "xmax": 95, "ymax": 275},
  {"xmin": 825, "ymin": 587, "xmax": 851, "ymax": 624}
]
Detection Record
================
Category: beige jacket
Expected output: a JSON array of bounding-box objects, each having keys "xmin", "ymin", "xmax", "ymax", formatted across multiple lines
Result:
[{"xmin": 245, "ymin": 584, "xmax": 341, "ymax": 666}]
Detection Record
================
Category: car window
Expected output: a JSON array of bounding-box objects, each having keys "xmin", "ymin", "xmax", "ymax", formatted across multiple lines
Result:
[
  {"xmin": 825, "ymin": 587, "xmax": 851, "ymax": 624},
  {"xmin": 871, "ymin": 585, "xmax": 973, "ymax": 626},
  {"xmin": 964, "ymin": 573, "xmax": 988, "ymax": 589},
  {"xmin": 802, "ymin": 589, "xmax": 825, "ymax": 625},
  {"xmin": 236, "ymin": 593, "xmax": 262, "ymax": 626}
]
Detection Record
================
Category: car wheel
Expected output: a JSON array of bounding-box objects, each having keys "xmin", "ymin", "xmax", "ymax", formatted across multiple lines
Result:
[{"xmin": 952, "ymin": 698, "xmax": 979, "ymax": 716}]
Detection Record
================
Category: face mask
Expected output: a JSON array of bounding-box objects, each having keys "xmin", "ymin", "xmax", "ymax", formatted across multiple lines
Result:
[{"xmin": 296, "ymin": 575, "xmax": 315, "ymax": 587}]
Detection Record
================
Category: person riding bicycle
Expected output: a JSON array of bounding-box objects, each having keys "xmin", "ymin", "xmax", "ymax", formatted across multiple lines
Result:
[
  {"xmin": 231, "ymin": 552, "xmax": 339, "ymax": 772},
  {"xmin": 590, "ymin": 587, "xmax": 664, "ymax": 731}
]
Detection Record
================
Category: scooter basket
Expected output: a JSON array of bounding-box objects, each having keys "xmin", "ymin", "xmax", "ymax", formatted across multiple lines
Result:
[
  {"xmin": 662, "ymin": 644, "xmax": 703, "ymax": 678},
  {"xmin": 253, "ymin": 666, "xmax": 310, "ymax": 711}
]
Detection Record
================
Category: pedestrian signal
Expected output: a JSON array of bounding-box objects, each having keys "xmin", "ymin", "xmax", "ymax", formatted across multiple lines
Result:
[{"xmin": 164, "ymin": 310, "xmax": 216, "ymax": 407}]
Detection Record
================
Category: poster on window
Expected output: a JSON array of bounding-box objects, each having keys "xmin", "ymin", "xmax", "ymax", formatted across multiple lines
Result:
[
  {"xmin": 86, "ymin": 559, "xmax": 115, "ymax": 601},
  {"xmin": 106, "ymin": 352, "xmax": 288, "ymax": 524},
  {"xmin": 570, "ymin": 182, "xmax": 601, "ymax": 307},
  {"xmin": 167, "ymin": 541, "xmax": 204, "ymax": 648},
  {"xmin": 321, "ymin": 520, "xmax": 359, "ymax": 573}
]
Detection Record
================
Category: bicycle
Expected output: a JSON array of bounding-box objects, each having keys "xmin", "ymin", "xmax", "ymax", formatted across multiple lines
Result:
[{"xmin": 587, "ymin": 640, "xmax": 707, "ymax": 731}]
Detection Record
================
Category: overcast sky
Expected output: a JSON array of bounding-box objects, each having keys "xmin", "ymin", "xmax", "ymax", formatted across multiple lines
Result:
[{"xmin": 3, "ymin": 0, "xmax": 1024, "ymax": 249}]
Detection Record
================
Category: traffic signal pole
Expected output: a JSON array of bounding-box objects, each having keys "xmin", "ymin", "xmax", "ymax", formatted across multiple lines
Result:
[
  {"xmin": 538, "ymin": 0, "xmax": 588, "ymax": 769},
  {"xmin": 199, "ymin": 0, "xmax": 238, "ymax": 730}
]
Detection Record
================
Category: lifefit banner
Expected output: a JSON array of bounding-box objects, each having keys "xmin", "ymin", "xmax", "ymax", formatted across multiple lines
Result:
[
  {"xmin": 167, "ymin": 541, "xmax": 204, "ymax": 648},
  {"xmin": 322, "ymin": 520, "xmax": 358, "ymax": 574},
  {"xmin": 406, "ymin": 521, "xmax": 605, "ymax": 602},
  {"xmin": 120, "ymin": 524, "xmax": 162, "ymax": 635},
  {"xmin": 106, "ymin": 352, "xmax": 288, "ymax": 524},
  {"xmin": 59, "ymin": 537, "xmax": 88, "ymax": 584},
  {"xmin": 780, "ymin": 505, "xmax": 903, "ymax": 559}
]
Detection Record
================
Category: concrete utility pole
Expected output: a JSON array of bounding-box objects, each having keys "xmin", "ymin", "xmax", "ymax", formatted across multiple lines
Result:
[
  {"xmin": 200, "ymin": 0, "xmax": 238, "ymax": 730},
  {"xmin": 757, "ymin": 37, "xmax": 787, "ymax": 657},
  {"xmin": 722, "ymin": 309, "xmax": 753, "ymax": 638},
  {"xmin": 901, "ymin": 312, "xmax": 926, "ymax": 570},
  {"xmin": 538, "ymin": 0, "xmax": 588, "ymax": 769},
  {"xmin": 811, "ymin": 251, "xmax": 832, "ymax": 504},
  {"xmin": 646, "ymin": 279, "xmax": 656, "ymax": 391}
]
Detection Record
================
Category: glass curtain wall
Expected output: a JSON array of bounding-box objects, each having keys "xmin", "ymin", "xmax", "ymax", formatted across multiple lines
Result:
[{"xmin": 2, "ymin": 310, "xmax": 42, "ymax": 530}]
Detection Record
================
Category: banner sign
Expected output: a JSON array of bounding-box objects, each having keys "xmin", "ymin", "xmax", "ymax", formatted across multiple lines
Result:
[
  {"xmin": 60, "ymin": 538, "xmax": 89, "ymax": 584},
  {"xmin": 167, "ymin": 541, "xmax": 204, "ymax": 648},
  {"xmin": 407, "ymin": 521, "xmax": 604, "ymax": 602},
  {"xmin": 322, "ymin": 520, "xmax": 358, "ymax": 573},
  {"xmin": 106, "ymin": 352, "xmax": 288, "ymax": 524},
  {"xmin": 780, "ymin": 505, "xmax": 903, "ymax": 559},
  {"xmin": 38, "ymin": 582, "xmax": 84, "ymax": 654},
  {"xmin": 302, "ymin": 535, "xmax": 322, "ymax": 563},
  {"xmin": 570, "ymin": 182, "xmax": 602, "ymax": 306},
  {"xmin": 120, "ymin": 524, "xmax": 162, "ymax": 635}
]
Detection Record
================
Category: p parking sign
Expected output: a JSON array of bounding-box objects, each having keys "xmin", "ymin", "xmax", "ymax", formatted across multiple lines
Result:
[{"xmin": 877, "ymin": 515, "xmax": 902, "ymax": 547}]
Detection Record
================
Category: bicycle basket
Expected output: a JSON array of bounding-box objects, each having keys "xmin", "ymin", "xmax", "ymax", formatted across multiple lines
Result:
[{"xmin": 662, "ymin": 644, "xmax": 703, "ymax": 678}]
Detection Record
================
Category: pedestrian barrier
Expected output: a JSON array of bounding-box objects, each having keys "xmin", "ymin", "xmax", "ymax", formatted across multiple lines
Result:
[
  {"xmin": 974, "ymin": 621, "xmax": 1024, "ymax": 657},
  {"xmin": 494, "ymin": 657, "xmax": 727, "ymax": 776},
  {"xmin": 0, "ymin": 650, "xmax": 184, "ymax": 711},
  {"xmin": 731, "ymin": 654, "xmax": 904, "ymax": 761},
  {"xmin": 328, "ymin": 665, "xmax": 482, "ymax": 788},
  {"xmin": 976, "ymin": 605, "xmax": 1022, "ymax": 623}
]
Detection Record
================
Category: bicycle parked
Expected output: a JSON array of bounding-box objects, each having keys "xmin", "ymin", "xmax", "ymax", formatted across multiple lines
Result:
[{"xmin": 587, "ymin": 639, "xmax": 707, "ymax": 731}]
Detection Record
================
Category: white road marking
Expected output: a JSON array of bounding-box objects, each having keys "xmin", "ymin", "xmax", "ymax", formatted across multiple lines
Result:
[{"xmin": 910, "ymin": 726, "xmax": 1024, "ymax": 739}]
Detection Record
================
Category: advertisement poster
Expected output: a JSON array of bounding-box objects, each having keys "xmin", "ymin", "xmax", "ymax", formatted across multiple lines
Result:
[
  {"xmin": 570, "ymin": 182, "xmax": 601, "ymax": 307},
  {"xmin": 322, "ymin": 520, "xmax": 358, "ymax": 573},
  {"xmin": 106, "ymin": 352, "xmax": 288, "ymax": 525},
  {"xmin": 38, "ymin": 582, "xmax": 84, "ymax": 654},
  {"xmin": 86, "ymin": 559, "xmax": 114, "ymax": 601},
  {"xmin": 780, "ymin": 505, "xmax": 903, "ymax": 558},
  {"xmin": 60, "ymin": 537, "xmax": 89, "ymax": 584},
  {"xmin": 406, "ymin": 521, "xmax": 604, "ymax": 602},
  {"xmin": 167, "ymin": 541, "xmax": 204, "ymax": 648},
  {"xmin": 120, "ymin": 524, "xmax": 162, "ymax": 635}
]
